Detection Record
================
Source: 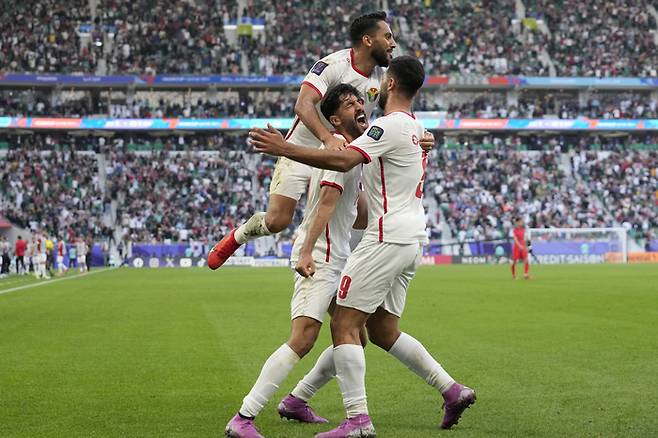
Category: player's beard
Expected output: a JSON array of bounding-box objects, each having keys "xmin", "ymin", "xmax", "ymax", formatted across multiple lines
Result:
[
  {"xmin": 344, "ymin": 119, "xmax": 364, "ymax": 139},
  {"xmin": 378, "ymin": 87, "xmax": 388, "ymax": 111},
  {"xmin": 372, "ymin": 46, "xmax": 391, "ymax": 67}
]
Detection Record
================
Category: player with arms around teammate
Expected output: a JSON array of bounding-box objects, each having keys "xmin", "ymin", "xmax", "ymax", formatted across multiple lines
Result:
[
  {"xmin": 251, "ymin": 56, "xmax": 476, "ymax": 437},
  {"xmin": 511, "ymin": 216, "xmax": 530, "ymax": 279},
  {"xmin": 225, "ymin": 84, "xmax": 370, "ymax": 438},
  {"xmin": 208, "ymin": 11, "xmax": 435, "ymax": 269}
]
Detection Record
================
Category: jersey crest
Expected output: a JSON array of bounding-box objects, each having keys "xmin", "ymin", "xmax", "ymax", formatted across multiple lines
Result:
[
  {"xmin": 366, "ymin": 125, "xmax": 384, "ymax": 141},
  {"xmin": 366, "ymin": 87, "xmax": 379, "ymax": 102},
  {"xmin": 311, "ymin": 61, "xmax": 329, "ymax": 75}
]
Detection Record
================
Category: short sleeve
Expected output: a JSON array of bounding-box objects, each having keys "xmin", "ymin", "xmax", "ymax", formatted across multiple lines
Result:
[
  {"xmin": 319, "ymin": 170, "xmax": 345, "ymax": 194},
  {"xmin": 301, "ymin": 59, "xmax": 340, "ymax": 98},
  {"xmin": 346, "ymin": 121, "xmax": 394, "ymax": 164}
]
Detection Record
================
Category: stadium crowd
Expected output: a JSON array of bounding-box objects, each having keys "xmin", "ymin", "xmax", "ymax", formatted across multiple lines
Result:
[
  {"xmin": 4, "ymin": 88, "xmax": 657, "ymax": 120},
  {"xmin": 525, "ymin": 0, "xmax": 658, "ymax": 77},
  {"xmin": 1, "ymin": 0, "xmax": 655, "ymax": 77},
  {"xmin": 1, "ymin": 134, "xmax": 656, "ymax": 246},
  {"xmin": 0, "ymin": 145, "xmax": 107, "ymax": 242}
]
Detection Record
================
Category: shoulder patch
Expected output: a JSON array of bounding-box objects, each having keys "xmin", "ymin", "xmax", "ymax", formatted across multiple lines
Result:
[
  {"xmin": 311, "ymin": 61, "xmax": 329, "ymax": 75},
  {"xmin": 366, "ymin": 126, "xmax": 384, "ymax": 141}
]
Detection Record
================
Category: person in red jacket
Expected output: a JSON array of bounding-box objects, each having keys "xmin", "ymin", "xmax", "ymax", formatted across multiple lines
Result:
[{"xmin": 15, "ymin": 235, "xmax": 27, "ymax": 275}]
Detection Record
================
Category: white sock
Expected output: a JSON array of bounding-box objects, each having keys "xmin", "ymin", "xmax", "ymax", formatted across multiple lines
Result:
[
  {"xmin": 291, "ymin": 345, "xmax": 335, "ymax": 401},
  {"xmin": 234, "ymin": 212, "xmax": 272, "ymax": 244},
  {"xmin": 334, "ymin": 344, "xmax": 368, "ymax": 417},
  {"xmin": 388, "ymin": 332, "xmax": 455, "ymax": 394},
  {"xmin": 239, "ymin": 343, "xmax": 300, "ymax": 418}
]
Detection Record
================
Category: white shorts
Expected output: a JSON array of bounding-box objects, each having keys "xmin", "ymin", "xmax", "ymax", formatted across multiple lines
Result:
[
  {"xmin": 39, "ymin": 253, "xmax": 47, "ymax": 263},
  {"xmin": 57, "ymin": 255, "xmax": 64, "ymax": 266},
  {"xmin": 337, "ymin": 240, "xmax": 423, "ymax": 317},
  {"xmin": 269, "ymin": 157, "xmax": 313, "ymax": 201},
  {"xmin": 78, "ymin": 256, "xmax": 85, "ymax": 265},
  {"xmin": 291, "ymin": 262, "xmax": 343, "ymax": 323}
]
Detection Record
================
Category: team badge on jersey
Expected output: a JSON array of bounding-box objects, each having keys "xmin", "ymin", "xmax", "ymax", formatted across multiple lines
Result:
[
  {"xmin": 366, "ymin": 87, "xmax": 379, "ymax": 102},
  {"xmin": 311, "ymin": 61, "xmax": 329, "ymax": 75},
  {"xmin": 367, "ymin": 126, "xmax": 384, "ymax": 140}
]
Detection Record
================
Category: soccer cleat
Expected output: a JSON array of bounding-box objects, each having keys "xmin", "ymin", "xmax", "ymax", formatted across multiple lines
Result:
[
  {"xmin": 224, "ymin": 414, "xmax": 264, "ymax": 438},
  {"xmin": 314, "ymin": 414, "xmax": 376, "ymax": 438},
  {"xmin": 277, "ymin": 394, "xmax": 329, "ymax": 423},
  {"xmin": 208, "ymin": 229, "xmax": 241, "ymax": 270},
  {"xmin": 440, "ymin": 383, "xmax": 476, "ymax": 429}
]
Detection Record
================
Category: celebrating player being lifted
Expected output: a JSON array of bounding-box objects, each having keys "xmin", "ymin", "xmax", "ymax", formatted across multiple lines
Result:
[
  {"xmin": 208, "ymin": 11, "xmax": 434, "ymax": 270},
  {"xmin": 225, "ymin": 84, "xmax": 370, "ymax": 438},
  {"xmin": 250, "ymin": 56, "xmax": 475, "ymax": 438}
]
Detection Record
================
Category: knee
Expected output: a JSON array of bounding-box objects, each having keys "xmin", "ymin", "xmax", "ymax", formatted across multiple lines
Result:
[
  {"xmin": 366, "ymin": 326, "xmax": 400, "ymax": 351},
  {"xmin": 288, "ymin": 333, "xmax": 317, "ymax": 358},
  {"xmin": 264, "ymin": 211, "xmax": 291, "ymax": 233}
]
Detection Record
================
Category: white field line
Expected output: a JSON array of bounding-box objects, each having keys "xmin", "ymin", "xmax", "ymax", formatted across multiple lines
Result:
[{"xmin": 0, "ymin": 267, "xmax": 119, "ymax": 296}]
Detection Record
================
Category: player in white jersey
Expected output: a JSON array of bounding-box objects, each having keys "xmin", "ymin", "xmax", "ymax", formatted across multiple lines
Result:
[
  {"xmin": 56, "ymin": 238, "xmax": 67, "ymax": 276},
  {"xmin": 34, "ymin": 233, "xmax": 49, "ymax": 279},
  {"xmin": 225, "ymin": 84, "xmax": 370, "ymax": 438},
  {"xmin": 76, "ymin": 238, "xmax": 87, "ymax": 273},
  {"xmin": 251, "ymin": 56, "xmax": 475, "ymax": 438},
  {"xmin": 208, "ymin": 11, "xmax": 435, "ymax": 270}
]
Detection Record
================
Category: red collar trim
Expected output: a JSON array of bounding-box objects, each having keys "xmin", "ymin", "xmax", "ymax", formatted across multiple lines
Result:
[
  {"xmin": 350, "ymin": 49, "xmax": 369, "ymax": 78},
  {"xmin": 384, "ymin": 110, "xmax": 416, "ymax": 119}
]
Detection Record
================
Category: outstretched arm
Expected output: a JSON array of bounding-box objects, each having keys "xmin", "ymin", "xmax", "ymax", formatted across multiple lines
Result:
[{"xmin": 250, "ymin": 124, "xmax": 364, "ymax": 172}]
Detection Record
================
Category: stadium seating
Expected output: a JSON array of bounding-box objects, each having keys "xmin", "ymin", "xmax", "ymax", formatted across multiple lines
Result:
[
  {"xmin": 1, "ymin": 1, "xmax": 655, "ymax": 76},
  {"xmin": 1, "ymin": 134, "xmax": 655, "ymax": 246}
]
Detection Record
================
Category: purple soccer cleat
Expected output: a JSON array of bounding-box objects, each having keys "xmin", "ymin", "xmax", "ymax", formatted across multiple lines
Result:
[
  {"xmin": 440, "ymin": 382, "xmax": 476, "ymax": 429},
  {"xmin": 225, "ymin": 413, "xmax": 265, "ymax": 438},
  {"xmin": 314, "ymin": 413, "xmax": 376, "ymax": 438},
  {"xmin": 277, "ymin": 394, "xmax": 329, "ymax": 423}
]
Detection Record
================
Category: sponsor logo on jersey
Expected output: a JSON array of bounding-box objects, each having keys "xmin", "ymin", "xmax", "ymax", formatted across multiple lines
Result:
[
  {"xmin": 366, "ymin": 87, "xmax": 379, "ymax": 102},
  {"xmin": 311, "ymin": 61, "xmax": 329, "ymax": 75},
  {"xmin": 367, "ymin": 125, "xmax": 384, "ymax": 140}
]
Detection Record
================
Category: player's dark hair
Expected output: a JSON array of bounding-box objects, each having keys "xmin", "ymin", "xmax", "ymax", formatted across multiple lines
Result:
[
  {"xmin": 387, "ymin": 55, "xmax": 425, "ymax": 98},
  {"xmin": 321, "ymin": 84, "xmax": 362, "ymax": 121},
  {"xmin": 350, "ymin": 11, "xmax": 387, "ymax": 45},
  {"xmin": 18, "ymin": 235, "xmax": 22, "ymax": 239}
]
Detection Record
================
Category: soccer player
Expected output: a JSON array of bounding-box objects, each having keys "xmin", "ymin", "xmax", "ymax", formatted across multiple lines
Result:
[
  {"xmin": 14, "ymin": 235, "xmax": 27, "ymax": 275},
  {"xmin": 56, "ymin": 237, "xmax": 68, "ymax": 276},
  {"xmin": 225, "ymin": 84, "xmax": 370, "ymax": 438},
  {"xmin": 511, "ymin": 216, "xmax": 530, "ymax": 279},
  {"xmin": 208, "ymin": 11, "xmax": 435, "ymax": 269},
  {"xmin": 34, "ymin": 233, "xmax": 49, "ymax": 279},
  {"xmin": 77, "ymin": 238, "xmax": 88, "ymax": 273},
  {"xmin": 250, "ymin": 56, "xmax": 476, "ymax": 437}
]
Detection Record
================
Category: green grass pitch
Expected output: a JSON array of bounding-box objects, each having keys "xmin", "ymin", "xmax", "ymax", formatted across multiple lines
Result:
[{"xmin": 1, "ymin": 264, "xmax": 657, "ymax": 437}]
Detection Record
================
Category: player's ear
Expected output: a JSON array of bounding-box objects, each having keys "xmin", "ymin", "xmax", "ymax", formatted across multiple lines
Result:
[
  {"xmin": 387, "ymin": 76, "xmax": 395, "ymax": 92},
  {"xmin": 329, "ymin": 114, "xmax": 341, "ymax": 127},
  {"xmin": 362, "ymin": 34, "xmax": 373, "ymax": 48}
]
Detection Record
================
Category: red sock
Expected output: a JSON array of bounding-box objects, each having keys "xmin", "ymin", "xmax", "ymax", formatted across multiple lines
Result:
[
  {"xmin": 511, "ymin": 263, "xmax": 516, "ymax": 277},
  {"xmin": 524, "ymin": 261, "xmax": 529, "ymax": 275}
]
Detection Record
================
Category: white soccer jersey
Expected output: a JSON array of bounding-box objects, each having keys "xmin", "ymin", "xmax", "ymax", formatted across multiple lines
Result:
[
  {"xmin": 77, "ymin": 241, "xmax": 87, "ymax": 257},
  {"xmin": 291, "ymin": 138, "xmax": 362, "ymax": 266},
  {"xmin": 347, "ymin": 111, "xmax": 429, "ymax": 245},
  {"xmin": 287, "ymin": 48, "xmax": 386, "ymax": 147},
  {"xmin": 36, "ymin": 237, "xmax": 46, "ymax": 255}
]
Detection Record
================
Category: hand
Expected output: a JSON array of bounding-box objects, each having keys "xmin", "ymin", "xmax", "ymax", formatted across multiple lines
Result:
[
  {"xmin": 419, "ymin": 130, "xmax": 435, "ymax": 152},
  {"xmin": 324, "ymin": 135, "xmax": 346, "ymax": 151},
  {"xmin": 250, "ymin": 124, "xmax": 287, "ymax": 156},
  {"xmin": 295, "ymin": 252, "xmax": 316, "ymax": 278}
]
